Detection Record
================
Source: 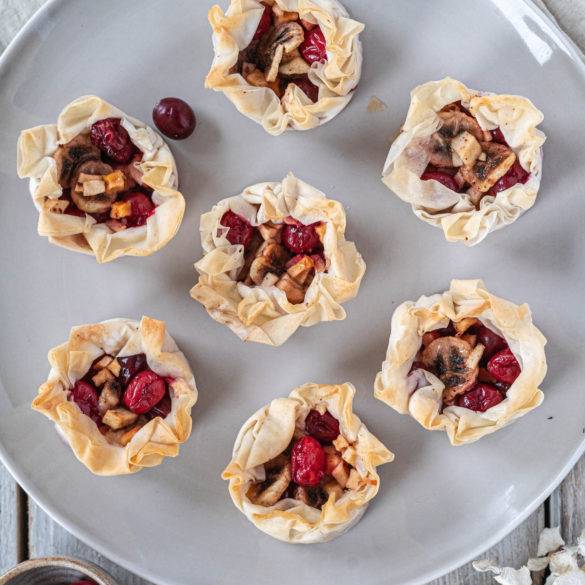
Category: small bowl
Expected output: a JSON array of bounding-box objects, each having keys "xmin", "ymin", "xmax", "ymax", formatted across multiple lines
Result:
[{"xmin": 0, "ymin": 557, "xmax": 118, "ymax": 585}]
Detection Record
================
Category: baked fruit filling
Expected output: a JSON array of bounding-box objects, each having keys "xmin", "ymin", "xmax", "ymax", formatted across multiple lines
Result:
[
  {"xmin": 246, "ymin": 409, "xmax": 365, "ymax": 509},
  {"xmin": 220, "ymin": 209, "xmax": 327, "ymax": 304},
  {"xmin": 410, "ymin": 319, "xmax": 521, "ymax": 412},
  {"xmin": 69, "ymin": 353, "xmax": 172, "ymax": 446},
  {"xmin": 235, "ymin": 2, "xmax": 327, "ymax": 103},
  {"xmin": 421, "ymin": 101, "xmax": 530, "ymax": 206},
  {"xmin": 50, "ymin": 118, "xmax": 155, "ymax": 231}
]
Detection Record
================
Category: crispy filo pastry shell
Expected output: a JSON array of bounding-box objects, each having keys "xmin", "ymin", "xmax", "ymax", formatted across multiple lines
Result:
[
  {"xmin": 223, "ymin": 382, "xmax": 393, "ymax": 542},
  {"xmin": 382, "ymin": 78, "xmax": 545, "ymax": 245},
  {"xmin": 32, "ymin": 316, "xmax": 197, "ymax": 475},
  {"xmin": 374, "ymin": 279, "xmax": 547, "ymax": 445},
  {"xmin": 190, "ymin": 172, "xmax": 365, "ymax": 346},
  {"xmin": 17, "ymin": 95, "xmax": 184, "ymax": 262},
  {"xmin": 206, "ymin": 0, "xmax": 364, "ymax": 135}
]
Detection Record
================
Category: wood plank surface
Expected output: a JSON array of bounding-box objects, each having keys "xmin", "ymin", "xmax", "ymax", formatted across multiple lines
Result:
[
  {"xmin": 28, "ymin": 498, "xmax": 153, "ymax": 585},
  {"xmin": 431, "ymin": 508, "xmax": 545, "ymax": 585},
  {"xmin": 0, "ymin": 465, "xmax": 21, "ymax": 574}
]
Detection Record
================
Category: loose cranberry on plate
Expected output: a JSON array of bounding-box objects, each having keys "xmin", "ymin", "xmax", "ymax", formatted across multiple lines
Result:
[
  {"xmin": 282, "ymin": 222, "xmax": 321, "ymax": 254},
  {"xmin": 123, "ymin": 370, "xmax": 167, "ymax": 414},
  {"xmin": 299, "ymin": 26, "xmax": 327, "ymax": 64},
  {"xmin": 220, "ymin": 210, "xmax": 255, "ymax": 247},
  {"xmin": 456, "ymin": 383, "xmax": 504, "ymax": 412},
  {"xmin": 291, "ymin": 435, "xmax": 325, "ymax": 486},
  {"xmin": 487, "ymin": 348, "xmax": 521, "ymax": 384},
  {"xmin": 305, "ymin": 409, "xmax": 340, "ymax": 444},
  {"xmin": 153, "ymin": 97, "xmax": 196, "ymax": 140},
  {"xmin": 90, "ymin": 118, "xmax": 137, "ymax": 164}
]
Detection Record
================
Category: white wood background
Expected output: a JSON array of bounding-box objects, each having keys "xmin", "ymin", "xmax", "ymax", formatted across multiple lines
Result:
[{"xmin": 0, "ymin": 1, "xmax": 583, "ymax": 583}]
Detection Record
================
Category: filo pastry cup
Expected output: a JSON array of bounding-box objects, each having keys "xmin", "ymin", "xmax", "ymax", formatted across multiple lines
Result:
[
  {"xmin": 206, "ymin": 0, "xmax": 364, "ymax": 135},
  {"xmin": 382, "ymin": 78, "xmax": 545, "ymax": 245},
  {"xmin": 223, "ymin": 382, "xmax": 393, "ymax": 542},
  {"xmin": 374, "ymin": 280, "xmax": 547, "ymax": 445},
  {"xmin": 190, "ymin": 172, "xmax": 365, "ymax": 346},
  {"xmin": 32, "ymin": 316, "xmax": 197, "ymax": 475},
  {"xmin": 17, "ymin": 95, "xmax": 184, "ymax": 263}
]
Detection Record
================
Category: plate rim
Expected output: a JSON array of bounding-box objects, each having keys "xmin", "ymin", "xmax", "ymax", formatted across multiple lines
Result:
[{"xmin": 1, "ymin": 0, "xmax": 585, "ymax": 583}]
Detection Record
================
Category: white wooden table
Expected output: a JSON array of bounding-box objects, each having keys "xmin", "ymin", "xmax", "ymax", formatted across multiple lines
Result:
[{"xmin": 1, "ymin": 1, "xmax": 583, "ymax": 583}]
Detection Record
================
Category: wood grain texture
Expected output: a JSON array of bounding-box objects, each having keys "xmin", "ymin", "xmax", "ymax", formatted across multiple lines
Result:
[
  {"xmin": 558, "ymin": 456, "xmax": 585, "ymax": 544},
  {"xmin": 429, "ymin": 508, "xmax": 545, "ymax": 585},
  {"xmin": 28, "ymin": 498, "xmax": 153, "ymax": 585},
  {"xmin": 0, "ymin": 464, "xmax": 21, "ymax": 573}
]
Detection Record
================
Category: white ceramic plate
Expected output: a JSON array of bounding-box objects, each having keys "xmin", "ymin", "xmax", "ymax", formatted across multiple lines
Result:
[{"xmin": 1, "ymin": 1, "xmax": 585, "ymax": 583}]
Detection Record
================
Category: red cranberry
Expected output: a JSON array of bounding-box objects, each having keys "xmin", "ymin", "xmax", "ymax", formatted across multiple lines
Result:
[
  {"xmin": 71, "ymin": 380, "xmax": 100, "ymax": 422},
  {"xmin": 220, "ymin": 210, "xmax": 255, "ymax": 248},
  {"xmin": 121, "ymin": 192, "xmax": 155, "ymax": 227},
  {"xmin": 123, "ymin": 370, "xmax": 166, "ymax": 414},
  {"xmin": 488, "ymin": 160, "xmax": 530, "ymax": 195},
  {"xmin": 487, "ymin": 348, "xmax": 521, "ymax": 384},
  {"xmin": 299, "ymin": 26, "xmax": 327, "ymax": 64},
  {"xmin": 456, "ymin": 383, "xmax": 504, "ymax": 412},
  {"xmin": 153, "ymin": 98, "xmax": 196, "ymax": 140},
  {"xmin": 71, "ymin": 581, "xmax": 95, "ymax": 585},
  {"xmin": 90, "ymin": 118, "xmax": 136, "ymax": 164},
  {"xmin": 305, "ymin": 410, "xmax": 340, "ymax": 444},
  {"xmin": 253, "ymin": 4, "xmax": 272, "ymax": 40},
  {"xmin": 147, "ymin": 391, "xmax": 172, "ymax": 419},
  {"xmin": 282, "ymin": 222, "xmax": 321, "ymax": 254},
  {"xmin": 421, "ymin": 170, "xmax": 460, "ymax": 192},
  {"xmin": 291, "ymin": 76, "xmax": 319, "ymax": 102},
  {"xmin": 291, "ymin": 436, "xmax": 325, "ymax": 487},
  {"xmin": 474, "ymin": 324, "xmax": 507, "ymax": 361},
  {"xmin": 490, "ymin": 128, "xmax": 508, "ymax": 145},
  {"xmin": 118, "ymin": 354, "xmax": 147, "ymax": 386}
]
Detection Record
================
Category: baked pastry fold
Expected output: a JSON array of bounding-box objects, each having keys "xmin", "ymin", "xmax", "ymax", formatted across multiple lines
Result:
[
  {"xmin": 222, "ymin": 382, "xmax": 393, "ymax": 543},
  {"xmin": 206, "ymin": 0, "xmax": 364, "ymax": 135},
  {"xmin": 382, "ymin": 78, "xmax": 545, "ymax": 245},
  {"xmin": 190, "ymin": 172, "xmax": 365, "ymax": 346},
  {"xmin": 374, "ymin": 280, "xmax": 547, "ymax": 445},
  {"xmin": 32, "ymin": 316, "xmax": 197, "ymax": 475},
  {"xmin": 17, "ymin": 95, "xmax": 184, "ymax": 263}
]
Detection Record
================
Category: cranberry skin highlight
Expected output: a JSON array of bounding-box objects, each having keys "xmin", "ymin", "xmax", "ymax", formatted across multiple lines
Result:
[{"xmin": 153, "ymin": 98, "xmax": 196, "ymax": 140}]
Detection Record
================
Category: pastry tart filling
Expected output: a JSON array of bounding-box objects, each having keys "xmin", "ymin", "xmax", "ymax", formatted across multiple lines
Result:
[
  {"xmin": 206, "ymin": 0, "xmax": 364, "ymax": 135},
  {"xmin": 247, "ymin": 409, "xmax": 361, "ymax": 510},
  {"xmin": 53, "ymin": 120, "xmax": 155, "ymax": 231},
  {"xmin": 191, "ymin": 173, "xmax": 365, "ymax": 346},
  {"xmin": 69, "ymin": 352, "xmax": 173, "ymax": 447},
  {"xmin": 374, "ymin": 280, "xmax": 547, "ymax": 445},
  {"xmin": 382, "ymin": 78, "xmax": 545, "ymax": 245},
  {"xmin": 17, "ymin": 95, "xmax": 184, "ymax": 263},
  {"xmin": 223, "ymin": 383, "xmax": 393, "ymax": 543},
  {"xmin": 410, "ymin": 318, "xmax": 521, "ymax": 412},
  {"xmin": 33, "ymin": 317, "xmax": 197, "ymax": 475},
  {"xmin": 236, "ymin": 3, "xmax": 325, "ymax": 104},
  {"xmin": 219, "ymin": 210, "xmax": 326, "ymax": 305},
  {"xmin": 420, "ymin": 101, "xmax": 530, "ymax": 205}
]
